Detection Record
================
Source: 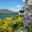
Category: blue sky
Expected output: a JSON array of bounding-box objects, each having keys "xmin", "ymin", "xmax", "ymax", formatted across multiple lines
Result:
[{"xmin": 0, "ymin": 0, "xmax": 25, "ymax": 12}]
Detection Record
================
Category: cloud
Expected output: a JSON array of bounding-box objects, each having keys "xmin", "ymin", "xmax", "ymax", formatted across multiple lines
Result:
[
  {"xmin": 9, "ymin": 5, "xmax": 22, "ymax": 12},
  {"xmin": 16, "ymin": 5, "xmax": 21, "ymax": 11},
  {"xmin": 17, "ymin": 5, "xmax": 21, "ymax": 8},
  {"xmin": 10, "ymin": 5, "xmax": 21, "ymax": 12},
  {"xmin": 23, "ymin": 0, "xmax": 25, "ymax": 2}
]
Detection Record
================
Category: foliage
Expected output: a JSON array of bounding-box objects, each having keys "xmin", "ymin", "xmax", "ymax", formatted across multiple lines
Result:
[
  {"xmin": 0, "ymin": 16, "xmax": 32, "ymax": 32},
  {"xmin": 29, "ymin": 25, "xmax": 32, "ymax": 32}
]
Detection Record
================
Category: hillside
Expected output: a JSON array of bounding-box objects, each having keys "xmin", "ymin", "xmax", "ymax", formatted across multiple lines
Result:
[{"xmin": 0, "ymin": 9, "xmax": 18, "ymax": 15}]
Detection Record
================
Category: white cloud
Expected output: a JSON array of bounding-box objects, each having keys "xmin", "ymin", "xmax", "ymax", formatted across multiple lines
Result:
[
  {"xmin": 23, "ymin": 0, "xmax": 25, "ymax": 2},
  {"xmin": 16, "ymin": 5, "xmax": 21, "ymax": 11},
  {"xmin": 9, "ymin": 5, "xmax": 22, "ymax": 12},
  {"xmin": 10, "ymin": 5, "xmax": 21, "ymax": 12},
  {"xmin": 17, "ymin": 5, "xmax": 21, "ymax": 8}
]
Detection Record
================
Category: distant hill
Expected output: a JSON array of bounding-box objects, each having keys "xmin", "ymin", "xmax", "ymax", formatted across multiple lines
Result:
[
  {"xmin": 0, "ymin": 9, "xmax": 18, "ymax": 15},
  {"xmin": 0, "ymin": 9, "xmax": 14, "ymax": 14}
]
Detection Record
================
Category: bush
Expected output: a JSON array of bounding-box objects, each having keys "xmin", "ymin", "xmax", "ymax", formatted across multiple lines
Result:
[{"xmin": 0, "ymin": 16, "xmax": 24, "ymax": 32}]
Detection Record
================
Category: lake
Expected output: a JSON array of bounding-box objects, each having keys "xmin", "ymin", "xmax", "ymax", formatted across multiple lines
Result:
[{"xmin": 0, "ymin": 14, "xmax": 18, "ymax": 18}]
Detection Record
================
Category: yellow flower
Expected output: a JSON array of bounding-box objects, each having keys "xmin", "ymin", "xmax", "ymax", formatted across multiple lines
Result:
[{"xmin": 3, "ymin": 17, "xmax": 12, "ymax": 23}]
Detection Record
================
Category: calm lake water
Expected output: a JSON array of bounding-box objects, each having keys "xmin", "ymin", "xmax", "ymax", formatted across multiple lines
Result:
[{"xmin": 0, "ymin": 14, "xmax": 18, "ymax": 18}]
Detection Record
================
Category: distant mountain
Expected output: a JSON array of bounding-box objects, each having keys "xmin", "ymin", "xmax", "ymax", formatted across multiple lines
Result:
[
  {"xmin": 0, "ymin": 9, "xmax": 19, "ymax": 18},
  {"xmin": 0, "ymin": 9, "xmax": 18, "ymax": 14}
]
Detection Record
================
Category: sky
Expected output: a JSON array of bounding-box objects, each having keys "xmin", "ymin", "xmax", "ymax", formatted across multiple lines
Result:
[{"xmin": 0, "ymin": 0, "xmax": 25, "ymax": 12}]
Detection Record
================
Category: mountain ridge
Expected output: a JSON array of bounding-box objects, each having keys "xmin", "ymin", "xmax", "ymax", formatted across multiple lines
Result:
[{"xmin": 0, "ymin": 9, "xmax": 17, "ymax": 14}]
